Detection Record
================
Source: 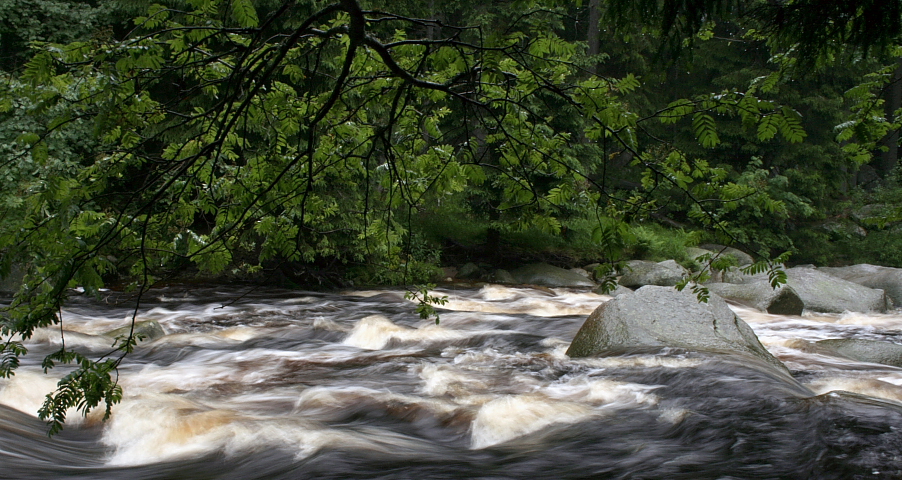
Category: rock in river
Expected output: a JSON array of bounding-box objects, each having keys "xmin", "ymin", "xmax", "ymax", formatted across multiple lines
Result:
[
  {"xmin": 509, "ymin": 263, "xmax": 596, "ymax": 288},
  {"xmin": 705, "ymin": 281, "xmax": 804, "ymax": 315},
  {"xmin": 783, "ymin": 267, "xmax": 890, "ymax": 313},
  {"xmin": 618, "ymin": 260, "xmax": 687, "ymax": 288},
  {"xmin": 104, "ymin": 320, "xmax": 166, "ymax": 344},
  {"xmin": 818, "ymin": 264, "xmax": 902, "ymax": 306},
  {"xmin": 566, "ymin": 285, "xmax": 789, "ymax": 375}
]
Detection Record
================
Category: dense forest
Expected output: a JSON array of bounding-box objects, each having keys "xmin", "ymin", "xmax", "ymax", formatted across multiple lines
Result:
[{"xmin": 3, "ymin": 0, "xmax": 902, "ymax": 429}]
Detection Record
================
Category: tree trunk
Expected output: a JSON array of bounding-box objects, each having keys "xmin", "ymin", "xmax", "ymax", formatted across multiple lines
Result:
[
  {"xmin": 587, "ymin": 0, "xmax": 601, "ymax": 75},
  {"xmin": 879, "ymin": 58, "xmax": 902, "ymax": 177}
]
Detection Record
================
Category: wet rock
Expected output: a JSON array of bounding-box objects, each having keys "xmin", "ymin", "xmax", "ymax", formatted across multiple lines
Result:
[
  {"xmin": 705, "ymin": 282, "xmax": 804, "ymax": 315},
  {"xmin": 782, "ymin": 267, "xmax": 889, "ymax": 313},
  {"xmin": 104, "ymin": 320, "xmax": 165, "ymax": 344},
  {"xmin": 492, "ymin": 269, "xmax": 516, "ymax": 284},
  {"xmin": 567, "ymin": 285, "xmax": 790, "ymax": 375},
  {"xmin": 819, "ymin": 264, "xmax": 902, "ymax": 306},
  {"xmin": 791, "ymin": 338, "xmax": 902, "ymax": 368},
  {"xmin": 509, "ymin": 263, "xmax": 595, "ymax": 288},
  {"xmin": 699, "ymin": 244, "xmax": 754, "ymax": 266},
  {"xmin": 618, "ymin": 260, "xmax": 687, "ymax": 288}
]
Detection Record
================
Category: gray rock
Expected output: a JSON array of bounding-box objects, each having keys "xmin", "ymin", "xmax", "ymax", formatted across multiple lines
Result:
[
  {"xmin": 492, "ymin": 269, "xmax": 516, "ymax": 284},
  {"xmin": 820, "ymin": 220, "xmax": 868, "ymax": 238},
  {"xmin": 782, "ymin": 267, "xmax": 889, "ymax": 313},
  {"xmin": 819, "ymin": 264, "xmax": 902, "ymax": 306},
  {"xmin": 566, "ymin": 286, "xmax": 790, "ymax": 375},
  {"xmin": 706, "ymin": 282, "xmax": 804, "ymax": 315},
  {"xmin": 850, "ymin": 204, "xmax": 891, "ymax": 224},
  {"xmin": 618, "ymin": 260, "xmax": 687, "ymax": 288},
  {"xmin": 570, "ymin": 268, "xmax": 591, "ymax": 279},
  {"xmin": 458, "ymin": 262, "xmax": 482, "ymax": 279},
  {"xmin": 720, "ymin": 266, "xmax": 749, "ymax": 284},
  {"xmin": 686, "ymin": 247, "xmax": 712, "ymax": 262},
  {"xmin": 104, "ymin": 320, "xmax": 165, "ymax": 344},
  {"xmin": 791, "ymin": 338, "xmax": 902, "ymax": 367},
  {"xmin": 509, "ymin": 263, "xmax": 595, "ymax": 288},
  {"xmin": 592, "ymin": 284, "xmax": 633, "ymax": 296},
  {"xmin": 699, "ymin": 244, "xmax": 755, "ymax": 266}
]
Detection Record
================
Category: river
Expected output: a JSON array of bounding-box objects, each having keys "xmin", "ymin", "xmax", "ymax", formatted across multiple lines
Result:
[{"xmin": 2, "ymin": 284, "xmax": 902, "ymax": 479}]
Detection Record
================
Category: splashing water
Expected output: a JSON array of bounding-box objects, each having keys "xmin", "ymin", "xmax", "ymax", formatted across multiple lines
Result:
[{"xmin": 1, "ymin": 285, "xmax": 902, "ymax": 479}]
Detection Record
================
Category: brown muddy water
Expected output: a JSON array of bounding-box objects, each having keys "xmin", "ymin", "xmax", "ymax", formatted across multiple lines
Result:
[{"xmin": 2, "ymin": 285, "xmax": 902, "ymax": 479}]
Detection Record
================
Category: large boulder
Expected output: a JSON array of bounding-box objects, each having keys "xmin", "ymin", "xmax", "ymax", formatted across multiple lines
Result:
[
  {"xmin": 789, "ymin": 338, "xmax": 902, "ymax": 367},
  {"xmin": 509, "ymin": 263, "xmax": 595, "ymax": 288},
  {"xmin": 819, "ymin": 264, "xmax": 902, "ymax": 306},
  {"xmin": 779, "ymin": 267, "xmax": 890, "ymax": 313},
  {"xmin": 618, "ymin": 260, "xmax": 687, "ymax": 288},
  {"xmin": 705, "ymin": 282, "xmax": 804, "ymax": 315},
  {"xmin": 566, "ymin": 286, "xmax": 790, "ymax": 375}
]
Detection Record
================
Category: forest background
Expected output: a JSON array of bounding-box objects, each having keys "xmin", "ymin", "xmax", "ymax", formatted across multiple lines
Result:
[{"xmin": 2, "ymin": 0, "xmax": 902, "ymax": 430}]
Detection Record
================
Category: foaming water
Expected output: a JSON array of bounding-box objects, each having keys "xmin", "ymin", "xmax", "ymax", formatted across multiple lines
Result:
[{"xmin": 3, "ymin": 285, "xmax": 902, "ymax": 478}]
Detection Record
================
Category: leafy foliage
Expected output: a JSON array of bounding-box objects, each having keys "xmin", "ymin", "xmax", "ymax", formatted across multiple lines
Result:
[{"xmin": 2, "ymin": 0, "xmax": 900, "ymax": 434}]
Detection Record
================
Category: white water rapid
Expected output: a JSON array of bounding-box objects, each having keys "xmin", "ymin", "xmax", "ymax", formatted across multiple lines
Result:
[{"xmin": 2, "ymin": 284, "xmax": 902, "ymax": 478}]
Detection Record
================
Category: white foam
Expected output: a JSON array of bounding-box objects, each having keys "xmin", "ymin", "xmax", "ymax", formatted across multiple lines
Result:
[
  {"xmin": 805, "ymin": 377, "xmax": 902, "ymax": 404},
  {"xmin": 343, "ymin": 315, "xmax": 468, "ymax": 350},
  {"xmin": 469, "ymin": 395, "xmax": 593, "ymax": 448},
  {"xmin": 438, "ymin": 288, "xmax": 603, "ymax": 317},
  {"xmin": 0, "ymin": 370, "xmax": 99, "ymax": 425},
  {"xmin": 102, "ymin": 394, "xmax": 370, "ymax": 466},
  {"xmin": 418, "ymin": 364, "xmax": 488, "ymax": 397},
  {"xmin": 545, "ymin": 376, "xmax": 660, "ymax": 407}
]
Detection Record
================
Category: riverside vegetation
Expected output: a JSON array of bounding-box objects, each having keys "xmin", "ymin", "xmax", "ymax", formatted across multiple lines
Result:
[{"xmin": 2, "ymin": 0, "xmax": 902, "ymax": 432}]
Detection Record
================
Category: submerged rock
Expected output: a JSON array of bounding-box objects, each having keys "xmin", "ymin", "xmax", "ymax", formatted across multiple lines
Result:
[
  {"xmin": 509, "ymin": 263, "xmax": 595, "ymax": 288},
  {"xmin": 618, "ymin": 260, "xmax": 687, "ymax": 288},
  {"xmin": 104, "ymin": 320, "xmax": 165, "ymax": 344},
  {"xmin": 705, "ymin": 282, "xmax": 804, "ymax": 315},
  {"xmin": 819, "ymin": 264, "xmax": 902, "ymax": 306},
  {"xmin": 566, "ymin": 285, "xmax": 789, "ymax": 375}
]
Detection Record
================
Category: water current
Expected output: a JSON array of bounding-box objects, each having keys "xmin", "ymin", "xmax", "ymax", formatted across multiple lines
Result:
[{"xmin": 3, "ymin": 284, "xmax": 902, "ymax": 479}]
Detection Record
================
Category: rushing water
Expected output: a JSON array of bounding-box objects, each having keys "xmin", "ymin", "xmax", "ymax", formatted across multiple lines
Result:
[{"xmin": 3, "ymin": 284, "xmax": 902, "ymax": 479}]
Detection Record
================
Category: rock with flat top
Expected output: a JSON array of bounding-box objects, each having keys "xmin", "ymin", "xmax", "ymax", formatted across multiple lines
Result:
[
  {"xmin": 618, "ymin": 260, "xmax": 687, "ymax": 288},
  {"xmin": 785, "ymin": 267, "xmax": 889, "ymax": 313},
  {"xmin": 819, "ymin": 264, "xmax": 902, "ymax": 306}
]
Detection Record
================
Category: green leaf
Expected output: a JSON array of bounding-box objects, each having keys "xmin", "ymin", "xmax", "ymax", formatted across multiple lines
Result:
[
  {"xmin": 231, "ymin": 0, "xmax": 259, "ymax": 27},
  {"xmin": 692, "ymin": 113, "xmax": 720, "ymax": 148}
]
